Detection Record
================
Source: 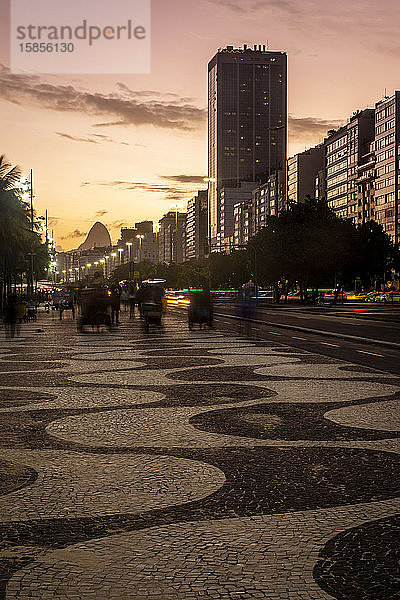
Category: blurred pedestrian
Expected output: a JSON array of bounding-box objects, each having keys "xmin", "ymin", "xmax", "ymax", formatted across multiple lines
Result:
[
  {"xmin": 128, "ymin": 283, "xmax": 137, "ymax": 319},
  {"xmin": 110, "ymin": 282, "xmax": 122, "ymax": 324},
  {"xmin": 3, "ymin": 294, "xmax": 19, "ymax": 339},
  {"xmin": 16, "ymin": 296, "xmax": 27, "ymax": 323}
]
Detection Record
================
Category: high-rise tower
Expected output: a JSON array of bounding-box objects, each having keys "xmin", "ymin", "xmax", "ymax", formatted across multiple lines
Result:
[{"xmin": 208, "ymin": 44, "xmax": 287, "ymax": 247}]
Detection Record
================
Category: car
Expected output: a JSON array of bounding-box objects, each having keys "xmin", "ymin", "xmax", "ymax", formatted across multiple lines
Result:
[
  {"xmin": 345, "ymin": 292, "xmax": 368, "ymax": 301},
  {"xmin": 365, "ymin": 292, "xmax": 380, "ymax": 302}
]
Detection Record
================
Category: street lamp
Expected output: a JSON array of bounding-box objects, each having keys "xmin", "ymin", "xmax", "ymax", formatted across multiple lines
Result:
[
  {"xmin": 111, "ymin": 252, "xmax": 117, "ymax": 272},
  {"xmin": 136, "ymin": 235, "xmax": 144, "ymax": 262},
  {"xmin": 117, "ymin": 248, "xmax": 124, "ymax": 265},
  {"xmin": 104, "ymin": 255, "xmax": 110, "ymax": 278},
  {"xmin": 126, "ymin": 242, "xmax": 133, "ymax": 280}
]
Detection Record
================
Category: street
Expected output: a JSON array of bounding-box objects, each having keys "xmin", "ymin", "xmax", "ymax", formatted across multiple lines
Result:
[
  {"xmin": 0, "ymin": 308, "xmax": 399, "ymax": 599},
  {"xmin": 213, "ymin": 303, "xmax": 400, "ymax": 376}
]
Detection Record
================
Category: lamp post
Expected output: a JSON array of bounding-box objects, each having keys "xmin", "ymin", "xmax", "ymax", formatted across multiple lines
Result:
[
  {"xmin": 203, "ymin": 177, "xmax": 217, "ymax": 257},
  {"xmin": 100, "ymin": 258, "xmax": 105, "ymax": 279},
  {"xmin": 118, "ymin": 248, "xmax": 123, "ymax": 266},
  {"xmin": 126, "ymin": 242, "xmax": 133, "ymax": 280},
  {"xmin": 136, "ymin": 235, "xmax": 144, "ymax": 263}
]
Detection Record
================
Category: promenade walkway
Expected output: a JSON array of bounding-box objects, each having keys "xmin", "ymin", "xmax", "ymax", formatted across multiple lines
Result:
[{"xmin": 0, "ymin": 311, "xmax": 399, "ymax": 599}]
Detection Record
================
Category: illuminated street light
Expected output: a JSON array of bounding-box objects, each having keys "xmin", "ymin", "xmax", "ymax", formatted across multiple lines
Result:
[
  {"xmin": 136, "ymin": 234, "xmax": 144, "ymax": 263},
  {"xmin": 126, "ymin": 242, "xmax": 133, "ymax": 280},
  {"xmin": 117, "ymin": 248, "xmax": 124, "ymax": 265}
]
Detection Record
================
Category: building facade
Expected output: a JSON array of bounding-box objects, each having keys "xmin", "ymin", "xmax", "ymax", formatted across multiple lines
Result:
[
  {"xmin": 186, "ymin": 190, "xmax": 208, "ymax": 260},
  {"xmin": 252, "ymin": 170, "xmax": 285, "ymax": 234},
  {"xmin": 374, "ymin": 92, "xmax": 400, "ymax": 244},
  {"xmin": 158, "ymin": 212, "xmax": 187, "ymax": 264},
  {"xmin": 232, "ymin": 170, "xmax": 285, "ymax": 246},
  {"xmin": 233, "ymin": 200, "xmax": 253, "ymax": 247},
  {"xmin": 287, "ymin": 145, "xmax": 324, "ymax": 205},
  {"xmin": 324, "ymin": 109, "xmax": 375, "ymax": 222},
  {"xmin": 219, "ymin": 181, "xmax": 258, "ymax": 247},
  {"xmin": 208, "ymin": 44, "xmax": 287, "ymax": 247}
]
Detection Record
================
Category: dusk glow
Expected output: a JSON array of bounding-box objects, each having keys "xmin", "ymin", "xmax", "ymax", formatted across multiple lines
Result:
[{"xmin": 1, "ymin": 0, "xmax": 400, "ymax": 248}]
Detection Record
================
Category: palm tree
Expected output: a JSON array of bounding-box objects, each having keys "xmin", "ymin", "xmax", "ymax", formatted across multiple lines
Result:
[
  {"xmin": 0, "ymin": 155, "xmax": 31, "ymax": 306},
  {"xmin": 0, "ymin": 155, "xmax": 21, "ymax": 192}
]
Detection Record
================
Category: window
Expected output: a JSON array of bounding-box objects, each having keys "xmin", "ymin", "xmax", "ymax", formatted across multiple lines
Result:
[{"xmin": 376, "ymin": 148, "xmax": 394, "ymax": 162}]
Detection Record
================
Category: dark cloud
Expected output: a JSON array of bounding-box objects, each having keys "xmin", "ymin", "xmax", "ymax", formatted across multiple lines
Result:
[
  {"xmin": 95, "ymin": 180, "xmax": 186, "ymax": 195},
  {"xmin": 116, "ymin": 83, "xmax": 195, "ymax": 103},
  {"xmin": 84, "ymin": 180, "xmax": 196, "ymax": 205},
  {"xmin": 107, "ymin": 220, "xmax": 129, "ymax": 229},
  {"xmin": 0, "ymin": 65, "xmax": 206, "ymax": 131},
  {"xmin": 56, "ymin": 131, "xmax": 137, "ymax": 146},
  {"xmin": 56, "ymin": 132, "xmax": 98, "ymax": 144},
  {"xmin": 61, "ymin": 229, "xmax": 86, "ymax": 240},
  {"xmin": 288, "ymin": 115, "xmax": 344, "ymax": 143},
  {"xmin": 159, "ymin": 175, "xmax": 207, "ymax": 185}
]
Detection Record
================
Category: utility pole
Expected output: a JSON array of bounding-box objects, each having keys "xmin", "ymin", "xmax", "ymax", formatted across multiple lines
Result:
[{"xmin": 29, "ymin": 169, "xmax": 34, "ymax": 298}]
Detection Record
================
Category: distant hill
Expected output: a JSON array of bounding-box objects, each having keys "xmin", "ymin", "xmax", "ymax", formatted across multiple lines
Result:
[{"xmin": 78, "ymin": 222, "xmax": 111, "ymax": 250}]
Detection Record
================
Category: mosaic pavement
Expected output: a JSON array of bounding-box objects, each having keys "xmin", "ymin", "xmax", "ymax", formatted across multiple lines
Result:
[{"xmin": 0, "ymin": 312, "xmax": 399, "ymax": 599}]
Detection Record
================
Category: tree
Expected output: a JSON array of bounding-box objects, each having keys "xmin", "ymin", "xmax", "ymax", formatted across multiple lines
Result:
[
  {"xmin": 249, "ymin": 197, "xmax": 359, "ymax": 302},
  {"xmin": 356, "ymin": 220, "xmax": 400, "ymax": 289},
  {"xmin": 0, "ymin": 155, "xmax": 49, "ymax": 308}
]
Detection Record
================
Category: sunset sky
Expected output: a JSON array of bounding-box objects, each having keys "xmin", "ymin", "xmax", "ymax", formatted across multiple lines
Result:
[{"xmin": 1, "ymin": 0, "xmax": 400, "ymax": 250}]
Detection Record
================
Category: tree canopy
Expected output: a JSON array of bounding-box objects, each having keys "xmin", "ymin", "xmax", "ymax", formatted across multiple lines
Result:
[{"xmin": 0, "ymin": 155, "xmax": 49, "ymax": 307}]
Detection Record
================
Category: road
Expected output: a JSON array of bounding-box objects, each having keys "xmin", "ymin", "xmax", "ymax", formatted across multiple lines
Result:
[{"xmin": 212, "ymin": 303, "xmax": 400, "ymax": 375}]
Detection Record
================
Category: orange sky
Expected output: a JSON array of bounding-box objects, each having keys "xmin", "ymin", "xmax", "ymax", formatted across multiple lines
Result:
[{"xmin": 1, "ymin": 0, "xmax": 400, "ymax": 250}]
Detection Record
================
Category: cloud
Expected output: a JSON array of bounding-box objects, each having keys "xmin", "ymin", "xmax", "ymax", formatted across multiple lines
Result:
[
  {"xmin": 61, "ymin": 229, "xmax": 87, "ymax": 240},
  {"xmin": 95, "ymin": 209, "xmax": 108, "ymax": 217},
  {"xmin": 98, "ymin": 180, "xmax": 184, "ymax": 194},
  {"xmin": 56, "ymin": 132, "xmax": 98, "ymax": 144},
  {"xmin": 107, "ymin": 220, "xmax": 129, "ymax": 229},
  {"xmin": 48, "ymin": 216, "xmax": 60, "ymax": 227},
  {"xmin": 56, "ymin": 132, "xmax": 132, "ymax": 145},
  {"xmin": 288, "ymin": 115, "xmax": 344, "ymax": 144},
  {"xmin": 205, "ymin": 0, "xmax": 306, "ymax": 21},
  {"xmin": 0, "ymin": 65, "xmax": 206, "ymax": 131},
  {"xmin": 84, "ymin": 179, "xmax": 198, "ymax": 204},
  {"xmin": 159, "ymin": 175, "xmax": 207, "ymax": 185}
]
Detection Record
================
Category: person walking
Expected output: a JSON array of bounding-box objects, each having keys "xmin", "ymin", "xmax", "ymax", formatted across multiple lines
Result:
[
  {"xmin": 128, "ymin": 283, "xmax": 137, "ymax": 319},
  {"xmin": 3, "ymin": 294, "xmax": 18, "ymax": 339},
  {"xmin": 110, "ymin": 282, "xmax": 122, "ymax": 324}
]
